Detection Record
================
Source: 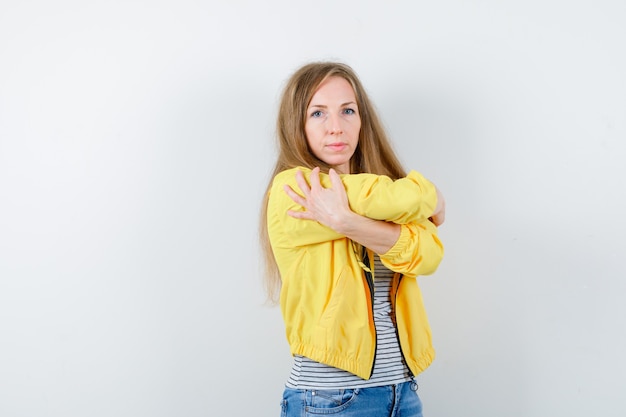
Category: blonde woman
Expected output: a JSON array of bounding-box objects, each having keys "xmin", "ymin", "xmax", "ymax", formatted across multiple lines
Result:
[{"xmin": 261, "ymin": 62, "xmax": 445, "ymax": 416}]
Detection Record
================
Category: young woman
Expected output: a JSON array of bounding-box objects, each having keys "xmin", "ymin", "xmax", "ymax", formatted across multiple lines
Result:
[{"xmin": 260, "ymin": 62, "xmax": 445, "ymax": 417}]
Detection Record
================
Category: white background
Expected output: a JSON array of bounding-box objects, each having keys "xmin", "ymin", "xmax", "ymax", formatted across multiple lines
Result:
[{"xmin": 1, "ymin": 1, "xmax": 625, "ymax": 416}]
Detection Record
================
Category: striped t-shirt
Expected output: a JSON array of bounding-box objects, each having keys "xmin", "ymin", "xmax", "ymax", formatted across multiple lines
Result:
[{"xmin": 285, "ymin": 254, "xmax": 413, "ymax": 389}]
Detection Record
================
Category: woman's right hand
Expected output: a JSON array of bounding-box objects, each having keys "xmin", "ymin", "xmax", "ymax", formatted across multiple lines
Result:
[{"xmin": 283, "ymin": 167, "xmax": 352, "ymax": 232}]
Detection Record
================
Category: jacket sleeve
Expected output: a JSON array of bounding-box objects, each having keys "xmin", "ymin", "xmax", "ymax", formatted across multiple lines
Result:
[
  {"xmin": 267, "ymin": 172, "xmax": 343, "ymax": 248},
  {"xmin": 378, "ymin": 220, "xmax": 444, "ymax": 278},
  {"xmin": 268, "ymin": 167, "xmax": 439, "ymax": 249},
  {"xmin": 340, "ymin": 170, "xmax": 438, "ymax": 224}
]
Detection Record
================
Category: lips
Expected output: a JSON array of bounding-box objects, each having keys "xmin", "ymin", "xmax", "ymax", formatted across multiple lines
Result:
[{"xmin": 327, "ymin": 143, "xmax": 347, "ymax": 151}]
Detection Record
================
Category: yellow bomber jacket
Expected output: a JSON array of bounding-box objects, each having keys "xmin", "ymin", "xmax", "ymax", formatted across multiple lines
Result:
[{"xmin": 267, "ymin": 167, "xmax": 444, "ymax": 380}]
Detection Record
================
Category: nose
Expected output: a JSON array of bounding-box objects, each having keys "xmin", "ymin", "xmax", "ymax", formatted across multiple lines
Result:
[{"xmin": 327, "ymin": 114, "xmax": 343, "ymax": 135}]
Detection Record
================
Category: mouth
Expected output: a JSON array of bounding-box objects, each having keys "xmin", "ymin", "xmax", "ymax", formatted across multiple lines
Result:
[{"xmin": 326, "ymin": 142, "xmax": 348, "ymax": 151}]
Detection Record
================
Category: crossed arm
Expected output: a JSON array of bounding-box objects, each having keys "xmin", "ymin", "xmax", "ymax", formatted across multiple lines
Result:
[{"xmin": 283, "ymin": 167, "xmax": 445, "ymax": 255}]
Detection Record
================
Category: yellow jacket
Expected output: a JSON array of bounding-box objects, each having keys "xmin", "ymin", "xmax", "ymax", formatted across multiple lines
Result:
[{"xmin": 267, "ymin": 167, "xmax": 444, "ymax": 379}]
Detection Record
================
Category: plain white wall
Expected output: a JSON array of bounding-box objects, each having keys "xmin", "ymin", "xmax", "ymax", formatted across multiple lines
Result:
[{"xmin": 1, "ymin": 1, "xmax": 624, "ymax": 416}]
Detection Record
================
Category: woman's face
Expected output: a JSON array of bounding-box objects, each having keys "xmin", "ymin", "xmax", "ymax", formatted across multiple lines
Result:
[{"xmin": 304, "ymin": 76, "xmax": 361, "ymax": 174}]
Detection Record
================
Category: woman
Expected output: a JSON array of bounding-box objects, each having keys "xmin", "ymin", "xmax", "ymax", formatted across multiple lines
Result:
[{"xmin": 260, "ymin": 62, "xmax": 445, "ymax": 416}]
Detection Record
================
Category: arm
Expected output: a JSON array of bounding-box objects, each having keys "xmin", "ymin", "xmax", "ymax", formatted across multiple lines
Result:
[
  {"xmin": 270, "ymin": 166, "xmax": 445, "ymax": 249},
  {"xmin": 379, "ymin": 220, "xmax": 444, "ymax": 278},
  {"xmin": 338, "ymin": 213, "xmax": 401, "ymax": 255},
  {"xmin": 340, "ymin": 169, "xmax": 441, "ymax": 224},
  {"xmin": 277, "ymin": 166, "xmax": 443, "ymax": 224},
  {"xmin": 282, "ymin": 168, "xmax": 445, "ymax": 274},
  {"xmin": 284, "ymin": 168, "xmax": 401, "ymax": 254}
]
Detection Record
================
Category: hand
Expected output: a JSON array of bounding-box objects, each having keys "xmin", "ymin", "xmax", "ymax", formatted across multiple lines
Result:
[
  {"xmin": 430, "ymin": 187, "xmax": 446, "ymax": 226},
  {"xmin": 283, "ymin": 167, "xmax": 352, "ymax": 232}
]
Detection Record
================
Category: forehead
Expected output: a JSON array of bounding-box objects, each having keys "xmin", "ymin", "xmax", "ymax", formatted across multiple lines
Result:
[{"xmin": 309, "ymin": 76, "xmax": 357, "ymax": 103}]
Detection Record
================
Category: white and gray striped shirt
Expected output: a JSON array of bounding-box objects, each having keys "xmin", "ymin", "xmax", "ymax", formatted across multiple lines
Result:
[{"xmin": 285, "ymin": 254, "xmax": 412, "ymax": 389}]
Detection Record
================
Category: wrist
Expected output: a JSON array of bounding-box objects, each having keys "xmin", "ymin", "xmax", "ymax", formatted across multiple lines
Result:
[{"xmin": 333, "ymin": 210, "xmax": 361, "ymax": 236}]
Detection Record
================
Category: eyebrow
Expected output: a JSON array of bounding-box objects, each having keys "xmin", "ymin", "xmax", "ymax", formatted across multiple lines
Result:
[{"xmin": 308, "ymin": 101, "xmax": 357, "ymax": 109}]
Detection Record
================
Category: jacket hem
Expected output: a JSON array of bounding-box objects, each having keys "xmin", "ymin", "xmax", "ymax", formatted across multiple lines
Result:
[
  {"xmin": 290, "ymin": 342, "xmax": 373, "ymax": 380},
  {"xmin": 405, "ymin": 347, "xmax": 436, "ymax": 376}
]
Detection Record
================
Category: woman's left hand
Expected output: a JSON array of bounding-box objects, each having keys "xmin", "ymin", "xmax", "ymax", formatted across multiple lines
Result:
[{"xmin": 283, "ymin": 167, "xmax": 351, "ymax": 232}]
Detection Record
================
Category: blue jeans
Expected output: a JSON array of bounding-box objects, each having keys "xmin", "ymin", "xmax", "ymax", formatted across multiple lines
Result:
[{"xmin": 280, "ymin": 380, "xmax": 423, "ymax": 416}]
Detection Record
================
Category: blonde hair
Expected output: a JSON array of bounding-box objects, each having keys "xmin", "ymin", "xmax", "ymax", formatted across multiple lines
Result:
[{"xmin": 260, "ymin": 62, "xmax": 407, "ymax": 303}]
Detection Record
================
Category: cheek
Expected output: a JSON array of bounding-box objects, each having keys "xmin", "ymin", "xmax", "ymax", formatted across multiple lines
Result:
[
  {"xmin": 304, "ymin": 125, "xmax": 320, "ymax": 145},
  {"xmin": 351, "ymin": 121, "xmax": 362, "ymax": 141},
  {"xmin": 304, "ymin": 127, "xmax": 313, "ymax": 147}
]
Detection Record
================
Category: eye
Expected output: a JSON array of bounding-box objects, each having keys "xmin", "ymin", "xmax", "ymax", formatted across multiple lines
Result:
[
  {"xmin": 343, "ymin": 108, "xmax": 356, "ymax": 115},
  {"xmin": 311, "ymin": 110, "xmax": 323, "ymax": 118}
]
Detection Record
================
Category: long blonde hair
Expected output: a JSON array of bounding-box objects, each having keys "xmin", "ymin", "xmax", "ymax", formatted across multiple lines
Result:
[{"xmin": 260, "ymin": 62, "xmax": 407, "ymax": 303}]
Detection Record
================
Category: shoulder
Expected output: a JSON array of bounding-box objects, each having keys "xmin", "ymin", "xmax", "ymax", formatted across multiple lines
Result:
[
  {"xmin": 268, "ymin": 167, "xmax": 311, "ymax": 200},
  {"xmin": 272, "ymin": 167, "xmax": 310, "ymax": 182}
]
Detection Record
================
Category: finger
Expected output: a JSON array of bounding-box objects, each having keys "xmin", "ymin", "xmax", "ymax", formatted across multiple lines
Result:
[
  {"xmin": 435, "ymin": 187, "xmax": 445, "ymax": 216},
  {"xmin": 287, "ymin": 209, "xmax": 315, "ymax": 220},
  {"xmin": 328, "ymin": 168, "xmax": 342, "ymax": 189},
  {"xmin": 309, "ymin": 167, "xmax": 322, "ymax": 191},
  {"xmin": 430, "ymin": 212, "xmax": 445, "ymax": 227},
  {"xmin": 283, "ymin": 184, "xmax": 307, "ymax": 207},
  {"xmin": 294, "ymin": 170, "xmax": 311, "ymax": 197}
]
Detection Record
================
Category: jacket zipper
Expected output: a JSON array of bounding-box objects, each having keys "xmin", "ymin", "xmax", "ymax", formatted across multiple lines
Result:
[
  {"xmin": 363, "ymin": 248, "xmax": 377, "ymax": 379},
  {"xmin": 392, "ymin": 273, "xmax": 414, "ymax": 377}
]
